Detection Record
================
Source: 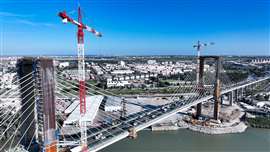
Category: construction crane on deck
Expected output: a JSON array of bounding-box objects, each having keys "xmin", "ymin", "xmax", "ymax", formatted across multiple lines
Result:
[
  {"xmin": 193, "ymin": 41, "xmax": 215, "ymax": 83},
  {"xmin": 58, "ymin": 6, "xmax": 102, "ymax": 152}
]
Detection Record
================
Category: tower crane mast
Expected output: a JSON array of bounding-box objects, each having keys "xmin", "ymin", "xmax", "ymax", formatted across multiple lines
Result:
[
  {"xmin": 58, "ymin": 6, "xmax": 102, "ymax": 152},
  {"xmin": 193, "ymin": 41, "xmax": 214, "ymax": 83}
]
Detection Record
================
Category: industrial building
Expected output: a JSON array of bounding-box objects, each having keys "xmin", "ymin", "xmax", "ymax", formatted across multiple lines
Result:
[
  {"xmin": 63, "ymin": 95, "xmax": 104, "ymax": 126},
  {"xmin": 100, "ymin": 96, "xmax": 122, "ymax": 112}
]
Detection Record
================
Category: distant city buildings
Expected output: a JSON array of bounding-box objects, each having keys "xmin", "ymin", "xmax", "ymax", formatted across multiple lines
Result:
[
  {"xmin": 56, "ymin": 57, "xmax": 214, "ymax": 88},
  {"xmin": 61, "ymin": 69, "xmax": 91, "ymax": 80},
  {"xmin": 251, "ymin": 58, "xmax": 270, "ymax": 64},
  {"xmin": 111, "ymin": 69, "xmax": 134, "ymax": 75},
  {"xmin": 0, "ymin": 73, "xmax": 17, "ymax": 89},
  {"xmin": 0, "ymin": 58, "xmax": 17, "ymax": 90},
  {"xmin": 59, "ymin": 62, "xmax": 70, "ymax": 68},
  {"xmin": 107, "ymin": 79, "xmax": 130, "ymax": 88},
  {"xmin": 147, "ymin": 60, "xmax": 156, "ymax": 65},
  {"xmin": 133, "ymin": 61, "xmax": 198, "ymax": 76},
  {"xmin": 120, "ymin": 60, "xmax": 126, "ymax": 67}
]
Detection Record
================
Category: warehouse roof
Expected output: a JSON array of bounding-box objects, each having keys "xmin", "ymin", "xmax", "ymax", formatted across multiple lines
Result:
[{"xmin": 64, "ymin": 95, "xmax": 104, "ymax": 126}]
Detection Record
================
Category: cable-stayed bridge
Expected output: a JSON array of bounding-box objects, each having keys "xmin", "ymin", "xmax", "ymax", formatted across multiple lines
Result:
[{"xmin": 0, "ymin": 57, "xmax": 269, "ymax": 152}]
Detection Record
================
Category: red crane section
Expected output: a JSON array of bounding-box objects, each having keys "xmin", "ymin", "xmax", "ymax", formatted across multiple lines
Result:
[{"xmin": 58, "ymin": 6, "xmax": 102, "ymax": 152}]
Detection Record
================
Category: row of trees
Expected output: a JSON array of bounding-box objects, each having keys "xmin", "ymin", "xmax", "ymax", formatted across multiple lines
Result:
[{"xmin": 247, "ymin": 117, "xmax": 270, "ymax": 128}]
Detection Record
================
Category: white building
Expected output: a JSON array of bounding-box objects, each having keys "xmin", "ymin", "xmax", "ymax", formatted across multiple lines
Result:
[
  {"xmin": 92, "ymin": 65, "xmax": 104, "ymax": 75},
  {"xmin": 251, "ymin": 58, "xmax": 270, "ymax": 64},
  {"xmin": 147, "ymin": 60, "xmax": 156, "ymax": 65},
  {"xmin": 63, "ymin": 95, "xmax": 104, "ymax": 126},
  {"xmin": 59, "ymin": 62, "xmax": 70, "ymax": 68},
  {"xmin": 120, "ymin": 60, "xmax": 126, "ymax": 67},
  {"xmin": 107, "ymin": 79, "xmax": 130, "ymax": 88},
  {"xmin": 0, "ymin": 73, "xmax": 17, "ymax": 89},
  {"xmin": 111, "ymin": 70, "xmax": 134, "ymax": 75},
  {"xmin": 100, "ymin": 96, "xmax": 122, "ymax": 112}
]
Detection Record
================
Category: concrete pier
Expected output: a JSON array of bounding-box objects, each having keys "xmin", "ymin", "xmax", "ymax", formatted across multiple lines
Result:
[
  {"xmin": 128, "ymin": 128, "xmax": 138, "ymax": 139},
  {"xmin": 213, "ymin": 57, "xmax": 221, "ymax": 120},
  {"xmin": 229, "ymin": 91, "xmax": 233, "ymax": 106},
  {"xmin": 196, "ymin": 57, "xmax": 204, "ymax": 118}
]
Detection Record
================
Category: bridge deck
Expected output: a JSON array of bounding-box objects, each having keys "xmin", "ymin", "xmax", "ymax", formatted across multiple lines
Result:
[{"xmin": 65, "ymin": 76, "xmax": 270, "ymax": 152}]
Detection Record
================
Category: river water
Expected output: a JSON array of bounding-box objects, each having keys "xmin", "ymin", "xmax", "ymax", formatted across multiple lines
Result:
[{"xmin": 100, "ymin": 128, "xmax": 270, "ymax": 152}]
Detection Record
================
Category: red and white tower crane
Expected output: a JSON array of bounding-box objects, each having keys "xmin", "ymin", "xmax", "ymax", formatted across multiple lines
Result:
[
  {"xmin": 193, "ymin": 41, "xmax": 214, "ymax": 83},
  {"xmin": 58, "ymin": 6, "xmax": 102, "ymax": 151}
]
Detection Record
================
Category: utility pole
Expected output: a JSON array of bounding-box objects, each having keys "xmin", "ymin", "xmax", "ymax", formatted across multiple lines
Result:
[{"xmin": 58, "ymin": 6, "xmax": 102, "ymax": 151}]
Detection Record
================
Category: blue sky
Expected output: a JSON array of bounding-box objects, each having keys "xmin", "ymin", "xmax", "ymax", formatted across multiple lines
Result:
[{"xmin": 0, "ymin": 0, "xmax": 269, "ymax": 56}]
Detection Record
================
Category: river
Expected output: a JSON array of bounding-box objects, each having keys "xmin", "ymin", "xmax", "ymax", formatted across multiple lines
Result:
[{"xmin": 100, "ymin": 128, "xmax": 270, "ymax": 152}]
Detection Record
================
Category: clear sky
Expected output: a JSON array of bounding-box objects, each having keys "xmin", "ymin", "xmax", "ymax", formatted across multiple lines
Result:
[{"xmin": 0, "ymin": 0, "xmax": 269, "ymax": 56}]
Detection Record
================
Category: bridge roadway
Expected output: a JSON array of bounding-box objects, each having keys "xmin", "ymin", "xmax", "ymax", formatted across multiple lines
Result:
[{"xmin": 60, "ymin": 76, "xmax": 270, "ymax": 152}]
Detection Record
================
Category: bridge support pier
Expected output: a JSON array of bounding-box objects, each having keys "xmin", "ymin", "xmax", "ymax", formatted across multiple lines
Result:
[
  {"xmin": 244, "ymin": 87, "xmax": 248, "ymax": 97},
  {"xmin": 251, "ymin": 84, "xmax": 255, "ymax": 90},
  {"xmin": 121, "ymin": 98, "xmax": 127, "ymax": 119},
  {"xmin": 128, "ymin": 128, "xmax": 137, "ymax": 139},
  {"xmin": 196, "ymin": 103, "xmax": 202, "ymax": 118},
  {"xmin": 239, "ymin": 88, "xmax": 244, "ymax": 99},
  {"xmin": 237, "ymin": 89, "xmax": 241, "ymax": 100},
  {"xmin": 195, "ymin": 56, "xmax": 222, "ymax": 120},
  {"xmin": 234, "ymin": 89, "xmax": 238, "ymax": 102},
  {"xmin": 220, "ymin": 95, "xmax": 224, "ymax": 105},
  {"xmin": 229, "ymin": 91, "xmax": 233, "ymax": 106},
  {"xmin": 213, "ymin": 57, "xmax": 221, "ymax": 120},
  {"xmin": 196, "ymin": 57, "xmax": 205, "ymax": 119}
]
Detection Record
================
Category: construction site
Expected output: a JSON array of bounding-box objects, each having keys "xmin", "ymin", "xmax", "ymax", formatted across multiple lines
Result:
[{"xmin": 0, "ymin": 1, "xmax": 269, "ymax": 152}]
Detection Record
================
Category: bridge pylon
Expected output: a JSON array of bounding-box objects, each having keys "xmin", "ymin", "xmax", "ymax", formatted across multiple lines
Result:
[
  {"xmin": 196, "ymin": 57, "xmax": 205, "ymax": 119},
  {"xmin": 195, "ymin": 56, "xmax": 222, "ymax": 120},
  {"xmin": 17, "ymin": 57, "xmax": 57, "ymax": 152},
  {"xmin": 213, "ymin": 57, "xmax": 221, "ymax": 120},
  {"xmin": 17, "ymin": 58, "xmax": 37, "ymax": 151}
]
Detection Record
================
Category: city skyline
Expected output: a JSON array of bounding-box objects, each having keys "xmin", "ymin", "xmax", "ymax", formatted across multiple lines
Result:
[{"xmin": 0, "ymin": 0, "xmax": 269, "ymax": 56}]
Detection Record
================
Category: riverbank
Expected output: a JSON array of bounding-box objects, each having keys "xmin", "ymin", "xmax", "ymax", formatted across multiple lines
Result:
[
  {"xmin": 246, "ymin": 116, "xmax": 270, "ymax": 128},
  {"xmin": 151, "ymin": 124, "xmax": 179, "ymax": 131},
  {"xmin": 152, "ymin": 104, "xmax": 250, "ymax": 134},
  {"xmin": 151, "ymin": 119, "xmax": 248, "ymax": 134},
  {"xmin": 179, "ymin": 119, "xmax": 247, "ymax": 134}
]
